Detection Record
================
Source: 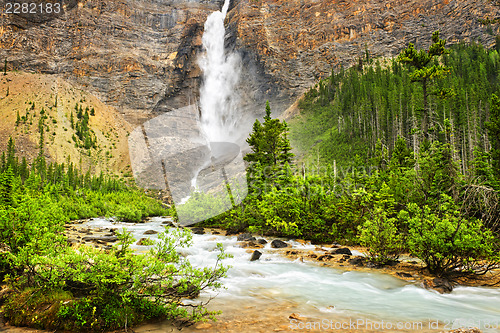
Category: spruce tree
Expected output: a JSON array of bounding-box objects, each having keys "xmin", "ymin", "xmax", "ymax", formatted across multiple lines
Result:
[
  {"xmin": 244, "ymin": 101, "xmax": 294, "ymax": 168},
  {"xmin": 244, "ymin": 101, "xmax": 294, "ymax": 189},
  {"xmin": 398, "ymin": 31, "xmax": 451, "ymax": 139},
  {"xmin": 487, "ymin": 94, "xmax": 500, "ymax": 183}
]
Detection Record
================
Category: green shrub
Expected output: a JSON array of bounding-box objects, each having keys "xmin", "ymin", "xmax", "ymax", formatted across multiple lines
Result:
[{"xmin": 403, "ymin": 195, "xmax": 499, "ymax": 276}]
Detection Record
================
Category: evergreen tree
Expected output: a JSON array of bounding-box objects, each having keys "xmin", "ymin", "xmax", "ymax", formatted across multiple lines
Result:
[
  {"xmin": 0, "ymin": 166, "xmax": 14, "ymax": 207},
  {"xmin": 397, "ymin": 31, "xmax": 450, "ymax": 139},
  {"xmin": 487, "ymin": 94, "xmax": 500, "ymax": 183},
  {"xmin": 244, "ymin": 101, "xmax": 294, "ymax": 191},
  {"xmin": 244, "ymin": 101, "xmax": 294, "ymax": 169},
  {"xmin": 6, "ymin": 137, "xmax": 16, "ymax": 173}
]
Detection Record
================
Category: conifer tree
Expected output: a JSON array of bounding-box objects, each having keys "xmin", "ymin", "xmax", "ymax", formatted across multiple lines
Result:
[
  {"xmin": 244, "ymin": 101, "xmax": 294, "ymax": 190},
  {"xmin": 244, "ymin": 101, "xmax": 294, "ymax": 169},
  {"xmin": 398, "ymin": 31, "xmax": 451, "ymax": 139},
  {"xmin": 487, "ymin": 94, "xmax": 500, "ymax": 183}
]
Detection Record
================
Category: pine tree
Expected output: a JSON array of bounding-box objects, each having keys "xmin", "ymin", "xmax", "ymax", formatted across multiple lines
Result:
[
  {"xmin": 6, "ymin": 137, "xmax": 17, "ymax": 174},
  {"xmin": 0, "ymin": 166, "xmax": 14, "ymax": 207},
  {"xmin": 36, "ymin": 116, "xmax": 46, "ymax": 180},
  {"xmin": 398, "ymin": 31, "xmax": 451, "ymax": 140},
  {"xmin": 244, "ymin": 101, "xmax": 294, "ymax": 169},
  {"xmin": 487, "ymin": 94, "xmax": 500, "ymax": 183},
  {"xmin": 19, "ymin": 157, "xmax": 28, "ymax": 182}
]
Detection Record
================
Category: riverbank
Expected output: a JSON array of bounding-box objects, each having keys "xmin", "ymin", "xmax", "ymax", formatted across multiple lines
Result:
[{"xmin": 1, "ymin": 217, "xmax": 498, "ymax": 333}]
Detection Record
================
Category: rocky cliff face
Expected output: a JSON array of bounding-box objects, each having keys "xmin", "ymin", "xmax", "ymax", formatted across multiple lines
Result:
[
  {"xmin": 0, "ymin": 0, "xmax": 224, "ymax": 125},
  {"xmin": 227, "ymin": 0, "xmax": 500, "ymax": 103},
  {"xmin": 0, "ymin": 0, "xmax": 499, "ymax": 127}
]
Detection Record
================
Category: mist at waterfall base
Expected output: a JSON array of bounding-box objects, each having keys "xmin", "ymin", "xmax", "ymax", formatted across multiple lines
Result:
[{"xmin": 83, "ymin": 218, "xmax": 500, "ymax": 332}]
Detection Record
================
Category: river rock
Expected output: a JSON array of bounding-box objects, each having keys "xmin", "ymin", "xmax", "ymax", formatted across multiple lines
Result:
[
  {"xmin": 237, "ymin": 233, "xmax": 256, "ymax": 241},
  {"xmin": 317, "ymin": 254, "xmax": 334, "ymax": 261},
  {"xmin": 330, "ymin": 247, "xmax": 352, "ymax": 255},
  {"xmin": 288, "ymin": 313, "xmax": 305, "ymax": 321},
  {"xmin": 396, "ymin": 272, "xmax": 413, "ymax": 278},
  {"xmin": 66, "ymin": 239, "xmax": 79, "ymax": 246},
  {"xmin": 348, "ymin": 257, "xmax": 365, "ymax": 267},
  {"xmin": 144, "ymin": 230, "xmax": 159, "ymax": 235},
  {"xmin": 190, "ymin": 227, "xmax": 205, "ymax": 235},
  {"xmin": 240, "ymin": 241, "xmax": 264, "ymax": 249},
  {"xmin": 82, "ymin": 236, "xmax": 118, "ymax": 243},
  {"xmin": 136, "ymin": 238, "xmax": 153, "ymax": 246},
  {"xmin": 250, "ymin": 250, "xmax": 262, "ymax": 261},
  {"xmin": 271, "ymin": 239, "xmax": 289, "ymax": 248},
  {"xmin": 366, "ymin": 261, "xmax": 380, "ymax": 268},
  {"xmin": 424, "ymin": 278, "xmax": 454, "ymax": 294},
  {"xmin": 257, "ymin": 238, "xmax": 267, "ymax": 245},
  {"xmin": 161, "ymin": 220, "xmax": 175, "ymax": 226}
]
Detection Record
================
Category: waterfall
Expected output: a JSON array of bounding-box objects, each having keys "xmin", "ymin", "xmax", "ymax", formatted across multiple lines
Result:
[{"xmin": 198, "ymin": 0, "xmax": 241, "ymax": 143}]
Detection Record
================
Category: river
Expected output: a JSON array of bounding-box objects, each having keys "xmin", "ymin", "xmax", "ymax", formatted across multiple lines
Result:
[{"xmin": 80, "ymin": 217, "xmax": 500, "ymax": 333}]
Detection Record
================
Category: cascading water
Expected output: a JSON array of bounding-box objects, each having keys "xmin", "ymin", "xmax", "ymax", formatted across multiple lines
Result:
[
  {"xmin": 198, "ymin": 0, "xmax": 241, "ymax": 143},
  {"xmin": 176, "ymin": 0, "xmax": 245, "ymax": 209},
  {"xmin": 81, "ymin": 218, "xmax": 500, "ymax": 332}
]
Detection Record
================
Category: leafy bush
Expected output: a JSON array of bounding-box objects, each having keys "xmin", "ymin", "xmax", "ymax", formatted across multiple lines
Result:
[
  {"xmin": 403, "ymin": 195, "xmax": 498, "ymax": 277},
  {"xmin": 5, "ymin": 228, "xmax": 229, "ymax": 331}
]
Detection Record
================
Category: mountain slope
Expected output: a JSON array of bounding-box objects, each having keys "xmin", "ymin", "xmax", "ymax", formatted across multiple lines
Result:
[{"xmin": 0, "ymin": 71, "xmax": 131, "ymax": 174}]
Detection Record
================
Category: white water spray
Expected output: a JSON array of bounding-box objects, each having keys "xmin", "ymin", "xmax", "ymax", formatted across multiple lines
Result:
[{"xmin": 198, "ymin": 0, "xmax": 241, "ymax": 143}]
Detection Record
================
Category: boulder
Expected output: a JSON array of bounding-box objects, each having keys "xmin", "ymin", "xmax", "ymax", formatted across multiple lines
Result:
[
  {"xmin": 426, "ymin": 278, "xmax": 454, "ymax": 294},
  {"xmin": 366, "ymin": 261, "xmax": 380, "ymax": 268},
  {"xmin": 348, "ymin": 257, "xmax": 365, "ymax": 267},
  {"xmin": 162, "ymin": 220, "xmax": 175, "ymax": 227},
  {"xmin": 82, "ymin": 236, "xmax": 118, "ymax": 243},
  {"xmin": 144, "ymin": 230, "xmax": 158, "ymax": 235},
  {"xmin": 237, "ymin": 233, "xmax": 256, "ymax": 241},
  {"xmin": 250, "ymin": 250, "xmax": 262, "ymax": 261},
  {"xmin": 257, "ymin": 238, "xmax": 268, "ymax": 245},
  {"xmin": 240, "ymin": 241, "xmax": 264, "ymax": 249},
  {"xmin": 318, "ymin": 254, "xmax": 334, "ymax": 261},
  {"xmin": 288, "ymin": 313, "xmax": 305, "ymax": 320},
  {"xmin": 330, "ymin": 247, "xmax": 352, "ymax": 255},
  {"xmin": 136, "ymin": 238, "xmax": 152, "ymax": 246},
  {"xmin": 396, "ymin": 272, "xmax": 413, "ymax": 278},
  {"xmin": 190, "ymin": 227, "xmax": 205, "ymax": 235},
  {"xmin": 271, "ymin": 239, "xmax": 289, "ymax": 248}
]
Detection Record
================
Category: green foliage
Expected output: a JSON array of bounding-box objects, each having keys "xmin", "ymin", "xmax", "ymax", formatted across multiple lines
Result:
[
  {"xmin": 244, "ymin": 101, "xmax": 294, "ymax": 190},
  {"xmin": 4, "ymin": 228, "xmax": 229, "ymax": 331},
  {"xmin": 359, "ymin": 211, "xmax": 404, "ymax": 264},
  {"xmin": 398, "ymin": 31, "xmax": 451, "ymax": 139},
  {"xmin": 290, "ymin": 40, "xmax": 500, "ymax": 174},
  {"xmin": 71, "ymin": 103, "xmax": 97, "ymax": 149},
  {"xmin": 487, "ymin": 94, "xmax": 500, "ymax": 183},
  {"xmin": 403, "ymin": 195, "xmax": 498, "ymax": 276},
  {"xmin": 0, "ymin": 138, "xmax": 210, "ymax": 331}
]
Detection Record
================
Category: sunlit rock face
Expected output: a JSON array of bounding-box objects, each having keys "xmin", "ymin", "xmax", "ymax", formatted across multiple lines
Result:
[
  {"xmin": 0, "ymin": 0, "xmax": 224, "ymax": 124},
  {"xmin": 226, "ymin": 0, "xmax": 499, "ymax": 110},
  {"xmin": 0, "ymin": 0, "xmax": 498, "ymax": 124}
]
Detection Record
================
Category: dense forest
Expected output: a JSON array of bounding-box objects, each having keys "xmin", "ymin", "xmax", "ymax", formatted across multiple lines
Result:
[{"xmin": 202, "ymin": 32, "xmax": 500, "ymax": 279}]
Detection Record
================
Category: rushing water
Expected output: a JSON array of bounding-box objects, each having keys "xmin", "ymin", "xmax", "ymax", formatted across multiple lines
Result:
[{"xmin": 82, "ymin": 217, "xmax": 500, "ymax": 332}]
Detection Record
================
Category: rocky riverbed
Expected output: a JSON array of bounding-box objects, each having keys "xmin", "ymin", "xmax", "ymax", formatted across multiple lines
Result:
[{"xmin": 2, "ymin": 217, "xmax": 499, "ymax": 333}]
